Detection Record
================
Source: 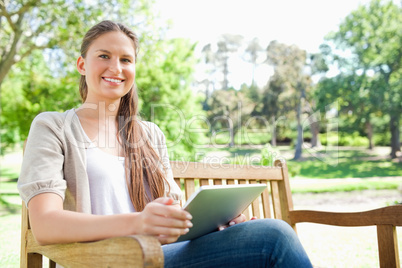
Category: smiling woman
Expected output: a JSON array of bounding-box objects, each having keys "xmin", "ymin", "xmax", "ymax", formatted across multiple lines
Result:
[{"xmin": 17, "ymin": 20, "xmax": 313, "ymax": 268}]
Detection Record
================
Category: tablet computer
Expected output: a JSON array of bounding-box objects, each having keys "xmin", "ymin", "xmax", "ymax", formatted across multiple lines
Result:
[{"xmin": 176, "ymin": 184, "xmax": 267, "ymax": 242}]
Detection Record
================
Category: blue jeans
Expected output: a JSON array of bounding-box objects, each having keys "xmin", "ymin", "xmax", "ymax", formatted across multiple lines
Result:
[{"xmin": 162, "ymin": 219, "xmax": 312, "ymax": 268}]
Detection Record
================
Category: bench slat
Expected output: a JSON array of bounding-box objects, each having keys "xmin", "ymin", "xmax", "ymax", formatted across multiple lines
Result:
[
  {"xmin": 250, "ymin": 180, "xmax": 261, "ymax": 219},
  {"xmin": 226, "ymin": 179, "xmax": 235, "ymax": 185},
  {"xmin": 184, "ymin": 179, "xmax": 195, "ymax": 201},
  {"xmin": 213, "ymin": 179, "xmax": 222, "ymax": 185},
  {"xmin": 270, "ymin": 181, "xmax": 282, "ymax": 220},
  {"xmin": 261, "ymin": 182, "xmax": 272, "ymax": 218},
  {"xmin": 238, "ymin": 179, "xmax": 251, "ymax": 219},
  {"xmin": 200, "ymin": 179, "xmax": 209, "ymax": 186},
  {"xmin": 170, "ymin": 161, "xmax": 284, "ymax": 181}
]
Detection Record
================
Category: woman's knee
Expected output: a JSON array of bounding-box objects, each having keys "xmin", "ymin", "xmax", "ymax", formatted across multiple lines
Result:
[{"xmin": 245, "ymin": 219, "xmax": 295, "ymax": 237}]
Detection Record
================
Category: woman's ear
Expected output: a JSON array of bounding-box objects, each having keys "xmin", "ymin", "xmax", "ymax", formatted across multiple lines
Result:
[{"xmin": 77, "ymin": 56, "xmax": 86, "ymax": 75}]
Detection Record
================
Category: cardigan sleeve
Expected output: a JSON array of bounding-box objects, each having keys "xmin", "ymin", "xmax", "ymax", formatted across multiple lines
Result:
[{"xmin": 18, "ymin": 112, "xmax": 67, "ymax": 206}]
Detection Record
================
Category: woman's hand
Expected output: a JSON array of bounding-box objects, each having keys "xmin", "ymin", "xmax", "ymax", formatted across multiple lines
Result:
[
  {"xmin": 218, "ymin": 214, "xmax": 258, "ymax": 231},
  {"xmin": 218, "ymin": 213, "xmax": 246, "ymax": 231},
  {"xmin": 137, "ymin": 197, "xmax": 193, "ymax": 244}
]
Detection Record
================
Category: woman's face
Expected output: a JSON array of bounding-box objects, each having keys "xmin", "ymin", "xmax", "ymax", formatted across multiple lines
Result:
[{"xmin": 77, "ymin": 31, "xmax": 136, "ymax": 103}]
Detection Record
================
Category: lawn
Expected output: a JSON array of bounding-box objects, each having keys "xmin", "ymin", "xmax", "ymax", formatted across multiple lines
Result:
[{"xmin": 196, "ymin": 145, "xmax": 402, "ymax": 191}]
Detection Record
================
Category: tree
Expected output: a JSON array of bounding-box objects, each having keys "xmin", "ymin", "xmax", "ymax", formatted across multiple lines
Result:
[
  {"xmin": 315, "ymin": 73, "xmax": 384, "ymax": 149},
  {"xmin": 215, "ymin": 34, "xmax": 244, "ymax": 90},
  {"xmin": 1, "ymin": 51, "xmax": 81, "ymax": 151},
  {"xmin": 264, "ymin": 41, "xmax": 311, "ymax": 159},
  {"xmin": 207, "ymin": 89, "xmax": 255, "ymax": 147},
  {"xmin": 326, "ymin": 0, "xmax": 402, "ymax": 158},
  {"xmin": 199, "ymin": 43, "xmax": 218, "ymax": 110},
  {"xmin": 261, "ymin": 74, "xmax": 285, "ymax": 147},
  {"xmin": 243, "ymin": 37, "xmax": 264, "ymax": 86},
  {"xmin": 304, "ymin": 51, "xmax": 329, "ymax": 148}
]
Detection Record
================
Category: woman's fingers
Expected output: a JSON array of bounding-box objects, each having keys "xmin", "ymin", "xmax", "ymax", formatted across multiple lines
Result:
[
  {"xmin": 143, "ymin": 223, "xmax": 190, "ymax": 237},
  {"xmin": 138, "ymin": 198, "xmax": 192, "ymax": 239},
  {"xmin": 147, "ymin": 198, "xmax": 192, "ymax": 220},
  {"xmin": 219, "ymin": 214, "xmax": 253, "ymax": 231},
  {"xmin": 233, "ymin": 214, "xmax": 246, "ymax": 224},
  {"xmin": 227, "ymin": 213, "xmax": 246, "ymax": 226}
]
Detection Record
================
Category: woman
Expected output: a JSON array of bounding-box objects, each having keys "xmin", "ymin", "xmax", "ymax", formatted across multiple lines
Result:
[{"xmin": 18, "ymin": 20, "xmax": 312, "ymax": 267}]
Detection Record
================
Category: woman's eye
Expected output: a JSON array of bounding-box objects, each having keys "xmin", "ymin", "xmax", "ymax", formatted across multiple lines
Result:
[
  {"xmin": 99, "ymin": 54, "xmax": 109, "ymax": 59},
  {"xmin": 122, "ymin": 58, "xmax": 132, "ymax": 63}
]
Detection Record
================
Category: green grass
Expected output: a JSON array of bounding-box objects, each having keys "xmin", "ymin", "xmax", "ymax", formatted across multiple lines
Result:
[
  {"xmin": 289, "ymin": 159, "xmax": 401, "ymax": 179},
  {"xmin": 291, "ymin": 178, "xmax": 402, "ymax": 194},
  {"xmin": 0, "ymin": 180, "xmax": 19, "ymax": 194},
  {"xmin": 0, "ymin": 214, "xmax": 21, "ymax": 268},
  {"xmin": 196, "ymin": 146, "xmax": 401, "ymax": 179}
]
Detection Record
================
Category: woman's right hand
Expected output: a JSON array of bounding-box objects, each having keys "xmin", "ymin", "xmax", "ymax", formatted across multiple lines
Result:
[{"xmin": 137, "ymin": 197, "xmax": 192, "ymax": 244}]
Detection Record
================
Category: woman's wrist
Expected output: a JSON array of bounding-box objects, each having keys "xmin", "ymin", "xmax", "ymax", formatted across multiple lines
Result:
[{"xmin": 118, "ymin": 212, "xmax": 141, "ymax": 237}]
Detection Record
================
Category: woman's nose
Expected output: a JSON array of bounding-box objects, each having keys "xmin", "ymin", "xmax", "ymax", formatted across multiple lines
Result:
[{"xmin": 109, "ymin": 59, "xmax": 122, "ymax": 74}]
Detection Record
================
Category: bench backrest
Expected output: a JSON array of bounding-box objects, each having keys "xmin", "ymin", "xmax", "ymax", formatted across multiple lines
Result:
[{"xmin": 170, "ymin": 160, "xmax": 295, "ymax": 228}]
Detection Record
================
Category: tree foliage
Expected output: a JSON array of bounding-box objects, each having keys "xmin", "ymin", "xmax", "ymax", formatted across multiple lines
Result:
[
  {"xmin": 324, "ymin": 0, "xmax": 402, "ymax": 157},
  {"xmin": 136, "ymin": 38, "xmax": 205, "ymax": 159}
]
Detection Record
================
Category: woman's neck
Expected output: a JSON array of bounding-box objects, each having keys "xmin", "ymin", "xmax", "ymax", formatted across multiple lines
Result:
[
  {"xmin": 77, "ymin": 100, "xmax": 120, "ymax": 120},
  {"xmin": 75, "ymin": 100, "xmax": 123, "ymax": 154}
]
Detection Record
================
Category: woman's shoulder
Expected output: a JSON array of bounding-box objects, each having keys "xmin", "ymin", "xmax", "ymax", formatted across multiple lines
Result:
[
  {"xmin": 32, "ymin": 109, "xmax": 75, "ymax": 125},
  {"xmin": 30, "ymin": 109, "xmax": 79, "ymax": 135}
]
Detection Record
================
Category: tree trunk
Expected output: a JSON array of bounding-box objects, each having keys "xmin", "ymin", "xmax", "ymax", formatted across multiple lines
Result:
[
  {"xmin": 294, "ymin": 101, "xmax": 303, "ymax": 160},
  {"xmin": 390, "ymin": 113, "xmax": 400, "ymax": 158},
  {"xmin": 294, "ymin": 84, "xmax": 305, "ymax": 160},
  {"xmin": 229, "ymin": 117, "xmax": 235, "ymax": 147},
  {"xmin": 270, "ymin": 116, "xmax": 277, "ymax": 147},
  {"xmin": 222, "ymin": 59, "xmax": 229, "ymax": 90},
  {"xmin": 0, "ymin": 12, "xmax": 25, "ymax": 86},
  {"xmin": 366, "ymin": 120, "xmax": 374, "ymax": 150},
  {"xmin": 309, "ymin": 115, "xmax": 321, "ymax": 148}
]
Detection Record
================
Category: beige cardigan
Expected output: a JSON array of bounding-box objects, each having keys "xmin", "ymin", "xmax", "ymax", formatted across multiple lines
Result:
[{"xmin": 18, "ymin": 109, "xmax": 182, "ymax": 213}]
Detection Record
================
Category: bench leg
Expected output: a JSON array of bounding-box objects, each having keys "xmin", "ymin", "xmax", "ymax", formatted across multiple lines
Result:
[
  {"xmin": 377, "ymin": 225, "xmax": 400, "ymax": 268},
  {"xmin": 27, "ymin": 253, "xmax": 42, "ymax": 268}
]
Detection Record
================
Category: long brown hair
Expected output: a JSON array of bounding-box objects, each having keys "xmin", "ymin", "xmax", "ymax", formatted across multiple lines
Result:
[{"xmin": 79, "ymin": 20, "xmax": 169, "ymax": 211}]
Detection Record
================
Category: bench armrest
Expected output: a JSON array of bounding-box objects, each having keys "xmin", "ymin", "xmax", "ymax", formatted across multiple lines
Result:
[
  {"xmin": 289, "ymin": 205, "xmax": 402, "ymax": 226},
  {"xmin": 24, "ymin": 230, "xmax": 163, "ymax": 268}
]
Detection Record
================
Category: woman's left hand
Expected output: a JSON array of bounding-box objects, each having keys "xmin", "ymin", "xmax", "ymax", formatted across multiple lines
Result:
[{"xmin": 218, "ymin": 213, "xmax": 246, "ymax": 231}]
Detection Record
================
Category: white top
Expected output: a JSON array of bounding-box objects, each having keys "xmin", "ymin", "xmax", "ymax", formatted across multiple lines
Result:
[{"xmin": 86, "ymin": 144, "xmax": 136, "ymax": 215}]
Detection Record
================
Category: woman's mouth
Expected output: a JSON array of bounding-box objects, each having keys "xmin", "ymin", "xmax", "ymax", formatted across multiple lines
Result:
[{"xmin": 103, "ymin": 77, "xmax": 124, "ymax": 83}]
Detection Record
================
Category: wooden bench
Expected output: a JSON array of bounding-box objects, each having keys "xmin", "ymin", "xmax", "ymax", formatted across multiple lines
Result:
[{"xmin": 20, "ymin": 160, "xmax": 402, "ymax": 267}]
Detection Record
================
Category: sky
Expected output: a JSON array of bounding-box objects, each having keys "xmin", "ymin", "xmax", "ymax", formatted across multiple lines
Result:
[{"xmin": 154, "ymin": 0, "xmax": 374, "ymax": 88}]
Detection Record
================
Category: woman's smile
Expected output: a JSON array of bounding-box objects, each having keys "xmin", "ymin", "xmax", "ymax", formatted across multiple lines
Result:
[{"xmin": 102, "ymin": 76, "xmax": 125, "ymax": 85}]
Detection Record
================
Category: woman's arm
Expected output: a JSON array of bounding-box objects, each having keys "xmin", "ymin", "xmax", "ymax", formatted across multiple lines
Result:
[{"xmin": 28, "ymin": 193, "xmax": 192, "ymax": 245}]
